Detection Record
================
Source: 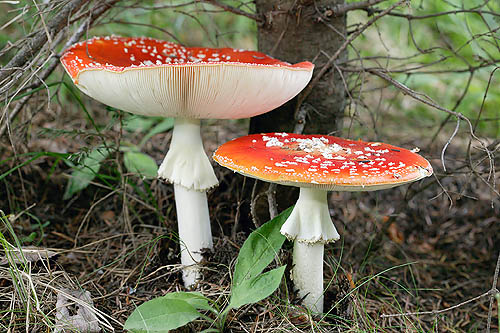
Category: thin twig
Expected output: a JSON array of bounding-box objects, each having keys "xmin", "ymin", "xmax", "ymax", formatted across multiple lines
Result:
[
  {"xmin": 366, "ymin": 67, "xmax": 494, "ymax": 177},
  {"xmin": 250, "ymin": 180, "xmax": 261, "ymax": 228},
  {"xmin": 441, "ymin": 117, "xmax": 460, "ymax": 172},
  {"xmin": 0, "ymin": 0, "xmax": 88, "ymax": 91},
  {"xmin": 0, "ymin": 0, "xmax": 122, "ymax": 138},
  {"xmin": 323, "ymin": 0, "xmax": 388, "ymax": 17},
  {"xmin": 197, "ymin": 0, "xmax": 263, "ymax": 23},
  {"xmin": 381, "ymin": 252, "xmax": 500, "ymax": 324},
  {"xmin": 266, "ymin": 183, "xmax": 278, "ymax": 219},
  {"xmin": 486, "ymin": 251, "xmax": 500, "ymax": 333},
  {"xmin": 381, "ymin": 291, "xmax": 492, "ymax": 318}
]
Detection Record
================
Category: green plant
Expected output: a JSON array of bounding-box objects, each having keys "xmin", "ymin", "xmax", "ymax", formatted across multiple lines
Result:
[
  {"xmin": 63, "ymin": 115, "xmax": 174, "ymax": 200},
  {"xmin": 496, "ymin": 293, "xmax": 500, "ymax": 332},
  {"xmin": 123, "ymin": 207, "xmax": 293, "ymax": 332}
]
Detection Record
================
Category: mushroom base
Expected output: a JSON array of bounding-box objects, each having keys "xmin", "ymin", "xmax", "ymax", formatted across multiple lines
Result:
[
  {"xmin": 174, "ymin": 184, "xmax": 213, "ymax": 288},
  {"xmin": 292, "ymin": 242, "xmax": 324, "ymax": 313},
  {"xmin": 158, "ymin": 118, "xmax": 218, "ymax": 191}
]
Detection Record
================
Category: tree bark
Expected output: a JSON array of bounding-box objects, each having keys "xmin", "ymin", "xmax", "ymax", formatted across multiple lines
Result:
[
  {"xmin": 250, "ymin": 0, "xmax": 347, "ymax": 135},
  {"xmin": 243, "ymin": 0, "xmax": 347, "ymax": 226}
]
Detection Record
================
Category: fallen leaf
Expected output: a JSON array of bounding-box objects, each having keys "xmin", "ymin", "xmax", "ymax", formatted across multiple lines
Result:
[
  {"xmin": 346, "ymin": 272, "xmax": 356, "ymax": 289},
  {"xmin": 55, "ymin": 288, "xmax": 101, "ymax": 333},
  {"xmin": 100, "ymin": 210, "xmax": 115, "ymax": 226},
  {"xmin": 387, "ymin": 223, "xmax": 404, "ymax": 244}
]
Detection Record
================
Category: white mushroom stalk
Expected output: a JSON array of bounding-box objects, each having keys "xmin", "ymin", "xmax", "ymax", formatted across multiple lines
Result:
[
  {"xmin": 158, "ymin": 117, "xmax": 216, "ymax": 287},
  {"xmin": 173, "ymin": 183, "xmax": 212, "ymax": 287},
  {"xmin": 281, "ymin": 187, "xmax": 340, "ymax": 312}
]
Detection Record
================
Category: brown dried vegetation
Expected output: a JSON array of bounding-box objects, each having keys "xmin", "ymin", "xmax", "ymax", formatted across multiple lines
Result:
[{"xmin": 0, "ymin": 1, "xmax": 499, "ymax": 332}]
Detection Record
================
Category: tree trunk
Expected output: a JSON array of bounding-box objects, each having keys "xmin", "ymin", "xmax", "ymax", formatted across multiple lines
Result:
[
  {"xmin": 244, "ymin": 0, "xmax": 347, "ymax": 226},
  {"xmin": 250, "ymin": 0, "xmax": 347, "ymax": 135}
]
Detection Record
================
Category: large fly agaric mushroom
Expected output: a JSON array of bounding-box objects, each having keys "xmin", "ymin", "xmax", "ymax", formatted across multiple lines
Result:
[
  {"xmin": 213, "ymin": 133, "xmax": 433, "ymax": 312},
  {"xmin": 60, "ymin": 36, "xmax": 314, "ymax": 287}
]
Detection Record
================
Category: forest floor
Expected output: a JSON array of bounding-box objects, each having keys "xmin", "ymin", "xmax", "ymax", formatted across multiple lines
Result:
[{"xmin": 0, "ymin": 98, "xmax": 499, "ymax": 333}]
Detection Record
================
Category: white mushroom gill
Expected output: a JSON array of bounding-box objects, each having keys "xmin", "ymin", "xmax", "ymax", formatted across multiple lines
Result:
[{"xmin": 75, "ymin": 64, "xmax": 312, "ymax": 119}]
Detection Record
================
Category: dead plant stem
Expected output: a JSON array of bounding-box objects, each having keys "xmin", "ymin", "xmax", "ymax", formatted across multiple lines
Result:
[
  {"xmin": 486, "ymin": 251, "xmax": 500, "ymax": 333},
  {"xmin": 380, "ymin": 290, "xmax": 491, "ymax": 318}
]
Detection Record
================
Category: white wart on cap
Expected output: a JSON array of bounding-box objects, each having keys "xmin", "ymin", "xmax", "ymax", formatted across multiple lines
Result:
[{"xmin": 213, "ymin": 133, "xmax": 433, "ymax": 191}]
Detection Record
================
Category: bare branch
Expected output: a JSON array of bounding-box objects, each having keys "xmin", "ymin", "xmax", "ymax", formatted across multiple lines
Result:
[
  {"xmin": 197, "ymin": 0, "xmax": 263, "ymax": 23},
  {"xmin": 0, "ymin": 0, "xmax": 122, "ymax": 138},
  {"xmin": 321, "ymin": 0, "xmax": 388, "ymax": 18},
  {"xmin": 486, "ymin": 252, "xmax": 500, "ymax": 333},
  {"xmin": 0, "ymin": 0, "xmax": 88, "ymax": 92}
]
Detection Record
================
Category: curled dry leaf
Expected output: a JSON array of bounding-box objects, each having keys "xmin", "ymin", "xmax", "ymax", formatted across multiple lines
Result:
[{"xmin": 55, "ymin": 288, "xmax": 101, "ymax": 333}]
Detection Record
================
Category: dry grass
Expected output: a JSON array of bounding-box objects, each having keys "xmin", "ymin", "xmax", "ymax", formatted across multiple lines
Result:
[
  {"xmin": 0, "ymin": 1, "xmax": 499, "ymax": 332},
  {"xmin": 0, "ymin": 100, "xmax": 498, "ymax": 331}
]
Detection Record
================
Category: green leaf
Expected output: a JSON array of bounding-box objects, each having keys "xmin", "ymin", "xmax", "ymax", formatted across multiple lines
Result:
[
  {"xmin": 228, "ymin": 207, "xmax": 293, "ymax": 309},
  {"xmin": 162, "ymin": 292, "xmax": 215, "ymax": 313},
  {"xmin": 123, "ymin": 151, "xmax": 158, "ymax": 178},
  {"xmin": 232, "ymin": 207, "xmax": 292, "ymax": 285},
  {"xmin": 124, "ymin": 115, "xmax": 158, "ymax": 133},
  {"xmin": 229, "ymin": 265, "xmax": 286, "ymax": 309},
  {"xmin": 124, "ymin": 298, "xmax": 200, "ymax": 333},
  {"xmin": 140, "ymin": 118, "xmax": 175, "ymax": 147},
  {"xmin": 124, "ymin": 292, "xmax": 216, "ymax": 332},
  {"xmin": 63, "ymin": 147, "xmax": 110, "ymax": 200}
]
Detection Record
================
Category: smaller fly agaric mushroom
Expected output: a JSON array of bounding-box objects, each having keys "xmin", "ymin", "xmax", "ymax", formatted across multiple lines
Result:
[
  {"xmin": 60, "ymin": 36, "xmax": 314, "ymax": 287},
  {"xmin": 213, "ymin": 133, "xmax": 433, "ymax": 312}
]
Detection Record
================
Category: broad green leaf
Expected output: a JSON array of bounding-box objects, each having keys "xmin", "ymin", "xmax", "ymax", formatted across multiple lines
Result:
[
  {"xmin": 162, "ymin": 292, "xmax": 215, "ymax": 313},
  {"xmin": 63, "ymin": 147, "xmax": 110, "ymax": 200},
  {"xmin": 124, "ymin": 298, "xmax": 200, "ymax": 332},
  {"xmin": 232, "ymin": 207, "xmax": 292, "ymax": 286},
  {"xmin": 228, "ymin": 207, "xmax": 293, "ymax": 309},
  {"xmin": 140, "ymin": 118, "xmax": 175, "ymax": 146},
  {"xmin": 123, "ymin": 151, "xmax": 158, "ymax": 179},
  {"xmin": 124, "ymin": 292, "xmax": 216, "ymax": 332},
  {"xmin": 229, "ymin": 265, "xmax": 286, "ymax": 309},
  {"xmin": 124, "ymin": 115, "xmax": 157, "ymax": 133}
]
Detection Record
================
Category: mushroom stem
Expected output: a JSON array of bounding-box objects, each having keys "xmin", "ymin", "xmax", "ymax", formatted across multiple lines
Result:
[
  {"xmin": 292, "ymin": 242, "xmax": 324, "ymax": 312},
  {"xmin": 280, "ymin": 187, "xmax": 340, "ymax": 313},
  {"xmin": 158, "ymin": 117, "xmax": 218, "ymax": 191},
  {"xmin": 174, "ymin": 183, "xmax": 213, "ymax": 288},
  {"xmin": 280, "ymin": 187, "xmax": 339, "ymax": 243},
  {"xmin": 159, "ymin": 117, "xmax": 216, "ymax": 287}
]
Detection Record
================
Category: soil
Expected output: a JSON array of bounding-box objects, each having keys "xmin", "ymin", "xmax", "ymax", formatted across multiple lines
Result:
[{"xmin": 0, "ymin": 102, "xmax": 498, "ymax": 332}]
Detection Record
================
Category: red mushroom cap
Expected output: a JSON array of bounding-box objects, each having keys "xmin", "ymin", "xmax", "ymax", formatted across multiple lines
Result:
[
  {"xmin": 213, "ymin": 133, "xmax": 433, "ymax": 191},
  {"xmin": 61, "ymin": 36, "xmax": 313, "ymax": 79},
  {"xmin": 60, "ymin": 36, "xmax": 314, "ymax": 119}
]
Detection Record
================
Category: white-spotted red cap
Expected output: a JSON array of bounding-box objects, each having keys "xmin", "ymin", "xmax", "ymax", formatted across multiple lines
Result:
[
  {"xmin": 213, "ymin": 133, "xmax": 433, "ymax": 191},
  {"xmin": 60, "ymin": 36, "xmax": 314, "ymax": 119}
]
